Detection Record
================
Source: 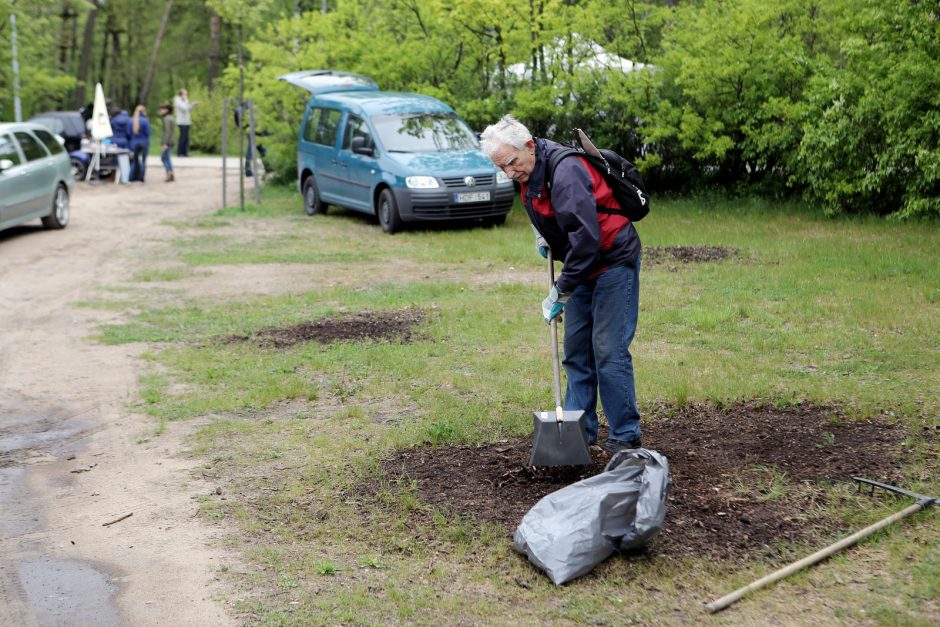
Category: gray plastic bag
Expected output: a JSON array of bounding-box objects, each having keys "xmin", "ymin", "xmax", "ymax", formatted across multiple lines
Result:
[{"xmin": 512, "ymin": 449, "xmax": 670, "ymax": 585}]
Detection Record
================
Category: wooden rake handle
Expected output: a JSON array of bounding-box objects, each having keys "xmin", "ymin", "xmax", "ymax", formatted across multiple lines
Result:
[{"xmin": 705, "ymin": 499, "xmax": 931, "ymax": 613}]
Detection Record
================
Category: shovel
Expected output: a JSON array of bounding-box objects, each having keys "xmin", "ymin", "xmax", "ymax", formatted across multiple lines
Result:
[{"xmin": 529, "ymin": 249, "xmax": 593, "ymax": 467}]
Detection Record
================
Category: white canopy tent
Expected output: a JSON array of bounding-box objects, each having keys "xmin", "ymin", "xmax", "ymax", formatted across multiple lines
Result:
[{"xmin": 506, "ymin": 37, "xmax": 653, "ymax": 82}]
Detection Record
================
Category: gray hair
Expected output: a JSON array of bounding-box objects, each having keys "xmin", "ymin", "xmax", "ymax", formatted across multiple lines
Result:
[{"xmin": 479, "ymin": 114, "xmax": 532, "ymax": 158}]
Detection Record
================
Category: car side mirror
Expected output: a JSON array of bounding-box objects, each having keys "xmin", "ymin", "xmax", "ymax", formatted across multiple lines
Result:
[
  {"xmin": 351, "ymin": 136, "xmax": 374, "ymax": 157},
  {"xmin": 0, "ymin": 159, "xmax": 14, "ymax": 173}
]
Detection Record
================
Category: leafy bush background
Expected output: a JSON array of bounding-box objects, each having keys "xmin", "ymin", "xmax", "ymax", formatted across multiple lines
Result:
[{"xmin": 206, "ymin": 0, "xmax": 937, "ymax": 219}]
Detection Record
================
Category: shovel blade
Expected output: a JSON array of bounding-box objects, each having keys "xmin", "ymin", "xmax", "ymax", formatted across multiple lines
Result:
[{"xmin": 530, "ymin": 410, "xmax": 593, "ymax": 467}]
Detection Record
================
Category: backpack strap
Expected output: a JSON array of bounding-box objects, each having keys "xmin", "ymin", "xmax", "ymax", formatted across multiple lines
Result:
[
  {"xmin": 546, "ymin": 148, "xmax": 581, "ymax": 193},
  {"xmin": 546, "ymin": 148, "xmax": 627, "ymax": 217}
]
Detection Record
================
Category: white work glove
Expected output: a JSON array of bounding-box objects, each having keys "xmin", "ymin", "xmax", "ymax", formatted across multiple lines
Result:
[
  {"xmin": 541, "ymin": 285, "xmax": 570, "ymax": 322},
  {"xmin": 532, "ymin": 225, "xmax": 549, "ymax": 259},
  {"xmin": 535, "ymin": 233, "xmax": 549, "ymax": 258}
]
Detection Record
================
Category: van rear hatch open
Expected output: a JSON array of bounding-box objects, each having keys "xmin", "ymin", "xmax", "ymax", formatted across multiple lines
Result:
[{"xmin": 277, "ymin": 70, "xmax": 378, "ymax": 95}]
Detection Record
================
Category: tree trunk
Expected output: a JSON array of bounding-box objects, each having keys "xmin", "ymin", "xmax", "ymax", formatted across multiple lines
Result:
[
  {"xmin": 70, "ymin": 8, "xmax": 79, "ymax": 68},
  {"xmin": 138, "ymin": 0, "xmax": 174, "ymax": 105},
  {"xmin": 59, "ymin": 4, "xmax": 77, "ymax": 71},
  {"xmin": 98, "ymin": 11, "xmax": 115, "ymax": 92},
  {"xmin": 208, "ymin": 10, "xmax": 222, "ymax": 92},
  {"xmin": 74, "ymin": 1, "xmax": 102, "ymax": 108},
  {"xmin": 111, "ymin": 28, "xmax": 126, "ymax": 108},
  {"xmin": 495, "ymin": 26, "xmax": 506, "ymax": 92}
]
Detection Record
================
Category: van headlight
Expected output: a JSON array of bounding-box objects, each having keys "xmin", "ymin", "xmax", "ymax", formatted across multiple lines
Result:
[
  {"xmin": 406, "ymin": 176, "xmax": 439, "ymax": 189},
  {"xmin": 496, "ymin": 170, "xmax": 512, "ymax": 185}
]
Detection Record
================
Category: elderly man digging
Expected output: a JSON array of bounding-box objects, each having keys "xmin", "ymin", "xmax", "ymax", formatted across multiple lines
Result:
[{"xmin": 480, "ymin": 115, "xmax": 643, "ymax": 452}]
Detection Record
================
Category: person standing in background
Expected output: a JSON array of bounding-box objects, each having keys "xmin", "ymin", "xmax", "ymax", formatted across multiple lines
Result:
[
  {"xmin": 159, "ymin": 102, "xmax": 176, "ymax": 182},
  {"xmin": 109, "ymin": 107, "xmax": 132, "ymax": 183},
  {"xmin": 174, "ymin": 88, "xmax": 197, "ymax": 157},
  {"xmin": 128, "ymin": 105, "xmax": 151, "ymax": 183},
  {"xmin": 109, "ymin": 108, "xmax": 131, "ymax": 149}
]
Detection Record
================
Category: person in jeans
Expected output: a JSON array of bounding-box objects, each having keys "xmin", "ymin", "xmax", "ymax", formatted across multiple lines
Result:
[
  {"xmin": 159, "ymin": 103, "xmax": 176, "ymax": 182},
  {"xmin": 109, "ymin": 108, "xmax": 131, "ymax": 149},
  {"xmin": 109, "ymin": 107, "xmax": 132, "ymax": 183},
  {"xmin": 480, "ymin": 115, "xmax": 643, "ymax": 452},
  {"xmin": 173, "ymin": 88, "xmax": 197, "ymax": 157},
  {"xmin": 128, "ymin": 105, "xmax": 151, "ymax": 183}
]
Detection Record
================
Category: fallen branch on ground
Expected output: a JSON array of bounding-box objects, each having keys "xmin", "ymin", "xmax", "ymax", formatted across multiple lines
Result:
[{"xmin": 102, "ymin": 512, "xmax": 133, "ymax": 527}]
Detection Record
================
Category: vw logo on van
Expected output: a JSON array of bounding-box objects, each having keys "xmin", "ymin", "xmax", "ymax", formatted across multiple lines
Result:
[{"xmin": 464, "ymin": 176, "xmax": 476, "ymax": 187}]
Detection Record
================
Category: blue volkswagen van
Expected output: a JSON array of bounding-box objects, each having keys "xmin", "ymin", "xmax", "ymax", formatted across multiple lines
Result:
[{"xmin": 279, "ymin": 70, "xmax": 514, "ymax": 233}]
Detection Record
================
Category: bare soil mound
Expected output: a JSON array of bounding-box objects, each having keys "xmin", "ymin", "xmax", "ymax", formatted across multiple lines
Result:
[
  {"xmin": 644, "ymin": 245, "xmax": 735, "ymax": 264},
  {"xmin": 227, "ymin": 308, "xmax": 426, "ymax": 348},
  {"xmin": 378, "ymin": 402, "xmax": 911, "ymax": 560}
]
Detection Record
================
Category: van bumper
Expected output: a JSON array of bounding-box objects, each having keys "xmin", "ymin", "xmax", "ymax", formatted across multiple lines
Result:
[{"xmin": 394, "ymin": 185, "xmax": 515, "ymax": 222}]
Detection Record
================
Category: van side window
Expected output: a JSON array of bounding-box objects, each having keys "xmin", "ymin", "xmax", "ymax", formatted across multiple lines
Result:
[
  {"xmin": 342, "ymin": 114, "xmax": 372, "ymax": 151},
  {"xmin": 14, "ymin": 131, "xmax": 49, "ymax": 161},
  {"xmin": 302, "ymin": 108, "xmax": 321, "ymax": 142},
  {"xmin": 314, "ymin": 109, "xmax": 342, "ymax": 146},
  {"xmin": 0, "ymin": 134, "xmax": 22, "ymax": 165}
]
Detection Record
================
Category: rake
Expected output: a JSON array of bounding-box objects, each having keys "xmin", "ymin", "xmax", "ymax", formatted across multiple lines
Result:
[{"xmin": 705, "ymin": 477, "xmax": 938, "ymax": 613}]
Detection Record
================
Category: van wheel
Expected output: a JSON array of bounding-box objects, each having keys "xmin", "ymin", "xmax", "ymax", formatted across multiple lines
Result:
[
  {"xmin": 70, "ymin": 157, "xmax": 86, "ymax": 181},
  {"xmin": 378, "ymin": 189, "xmax": 402, "ymax": 234},
  {"xmin": 303, "ymin": 176, "xmax": 327, "ymax": 216},
  {"xmin": 41, "ymin": 184, "xmax": 70, "ymax": 230}
]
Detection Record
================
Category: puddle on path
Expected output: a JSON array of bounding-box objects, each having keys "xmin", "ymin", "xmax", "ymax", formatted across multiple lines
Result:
[
  {"xmin": 0, "ymin": 396, "xmax": 123, "ymax": 625},
  {"xmin": 0, "ymin": 467, "xmax": 40, "ymax": 536},
  {"xmin": 16, "ymin": 557, "xmax": 121, "ymax": 627},
  {"xmin": 0, "ymin": 407, "xmax": 97, "ymax": 467}
]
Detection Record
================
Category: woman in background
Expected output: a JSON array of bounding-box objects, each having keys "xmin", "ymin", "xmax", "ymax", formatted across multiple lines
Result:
[
  {"xmin": 128, "ymin": 105, "xmax": 151, "ymax": 183},
  {"xmin": 174, "ymin": 88, "xmax": 197, "ymax": 157},
  {"xmin": 159, "ymin": 102, "xmax": 176, "ymax": 182}
]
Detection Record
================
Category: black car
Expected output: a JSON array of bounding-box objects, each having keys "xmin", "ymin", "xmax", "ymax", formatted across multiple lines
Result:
[{"xmin": 28, "ymin": 111, "xmax": 87, "ymax": 153}]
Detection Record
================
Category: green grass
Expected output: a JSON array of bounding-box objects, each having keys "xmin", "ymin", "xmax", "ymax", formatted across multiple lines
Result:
[
  {"xmin": 103, "ymin": 193, "xmax": 940, "ymax": 423},
  {"xmin": 89, "ymin": 188, "xmax": 940, "ymax": 624},
  {"xmin": 132, "ymin": 266, "xmax": 194, "ymax": 282}
]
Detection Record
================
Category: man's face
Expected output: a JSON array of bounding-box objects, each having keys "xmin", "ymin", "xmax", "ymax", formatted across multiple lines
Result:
[{"xmin": 490, "ymin": 140, "xmax": 536, "ymax": 184}]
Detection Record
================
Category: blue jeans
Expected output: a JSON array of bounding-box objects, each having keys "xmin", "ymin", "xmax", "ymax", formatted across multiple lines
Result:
[
  {"xmin": 161, "ymin": 146, "xmax": 173, "ymax": 173},
  {"xmin": 177, "ymin": 125, "xmax": 190, "ymax": 156},
  {"xmin": 562, "ymin": 259, "xmax": 641, "ymax": 444},
  {"xmin": 130, "ymin": 144, "xmax": 149, "ymax": 182}
]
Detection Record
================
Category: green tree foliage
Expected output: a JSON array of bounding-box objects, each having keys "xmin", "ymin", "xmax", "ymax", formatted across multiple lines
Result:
[
  {"xmin": 793, "ymin": 1, "xmax": 940, "ymax": 218},
  {"xmin": 646, "ymin": 0, "xmax": 833, "ymax": 191},
  {"xmin": 228, "ymin": 0, "xmax": 668, "ymax": 183},
  {"xmin": 1, "ymin": 0, "xmax": 231, "ymax": 118},
  {"xmin": 5, "ymin": 0, "xmax": 933, "ymax": 218},
  {"xmin": 0, "ymin": 1, "xmax": 77, "ymax": 119}
]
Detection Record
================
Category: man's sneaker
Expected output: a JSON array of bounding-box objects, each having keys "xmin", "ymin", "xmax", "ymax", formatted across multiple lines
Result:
[{"xmin": 601, "ymin": 438, "xmax": 642, "ymax": 453}]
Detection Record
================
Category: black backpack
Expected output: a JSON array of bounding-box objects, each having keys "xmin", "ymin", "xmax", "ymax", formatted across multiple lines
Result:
[{"xmin": 547, "ymin": 128, "xmax": 650, "ymax": 222}]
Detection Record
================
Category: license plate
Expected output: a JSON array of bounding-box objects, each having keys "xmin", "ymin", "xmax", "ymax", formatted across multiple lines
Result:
[{"xmin": 454, "ymin": 191, "xmax": 490, "ymax": 203}]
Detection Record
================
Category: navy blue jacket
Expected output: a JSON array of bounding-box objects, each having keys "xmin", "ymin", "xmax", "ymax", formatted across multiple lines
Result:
[
  {"xmin": 110, "ymin": 111, "xmax": 131, "ymax": 148},
  {"xmin": 128, "ymin": 115, "xmax": 151, "ymax": 150},
  {"xmin": 522, "ymin": 138, "xmax": 641, "ymax": 294}
]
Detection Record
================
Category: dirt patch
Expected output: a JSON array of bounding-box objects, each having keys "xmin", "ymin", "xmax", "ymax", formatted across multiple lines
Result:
[
  {"xmin": 377, "ymin": 402, "xmax": 916, "ymax": 561},
  {"xmin": 644, "ymin": 245, "xmax": 735, "ymax": 264},
  {"xmin": 227, "ymin": 308, "xmax": 427, "ymax": 348}
]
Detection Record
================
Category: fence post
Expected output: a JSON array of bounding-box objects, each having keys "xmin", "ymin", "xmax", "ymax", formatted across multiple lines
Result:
[
  {"xmin": 248, "ymin": 99, "xmax": 260, "ymax": 205},
  {"xmin": 221, "ymin": 98, "xmax": 229, "ymax": 208}
]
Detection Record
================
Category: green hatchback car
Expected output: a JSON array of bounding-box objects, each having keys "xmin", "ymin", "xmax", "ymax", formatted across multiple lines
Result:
[{"xmin": 0, "ymin": 121, "xmax": 74, "ymax": 233}]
